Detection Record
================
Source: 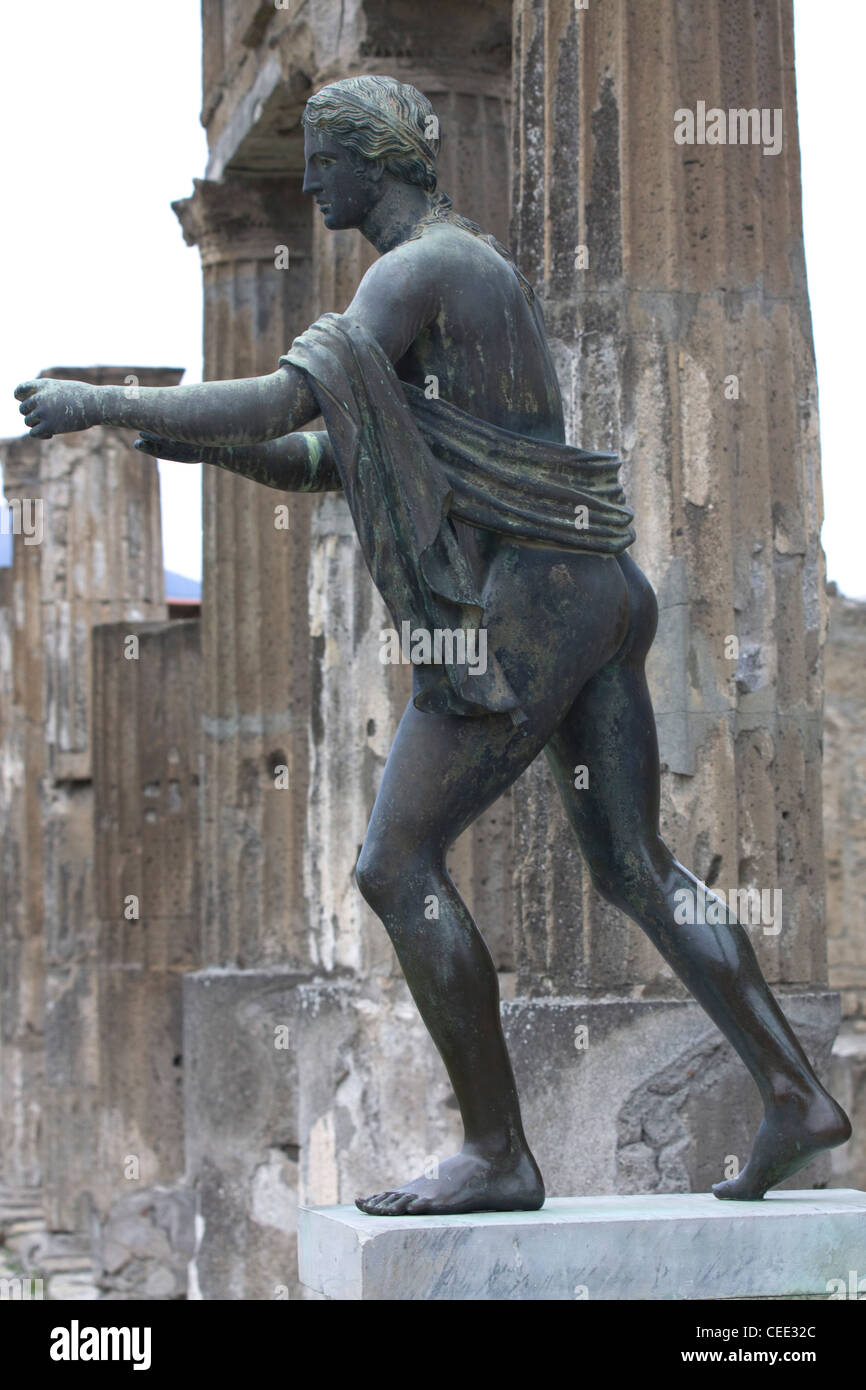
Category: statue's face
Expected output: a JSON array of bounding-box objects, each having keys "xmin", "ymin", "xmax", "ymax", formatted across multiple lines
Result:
[{"xmin": 302, "ymin": 125, "xmax": 381, "ymax": 230}]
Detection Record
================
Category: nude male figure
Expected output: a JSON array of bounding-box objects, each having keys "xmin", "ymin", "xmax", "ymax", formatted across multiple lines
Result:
[{"xmin": 15, "ymin": 76, "xmax": 850, "ymax": 1216}]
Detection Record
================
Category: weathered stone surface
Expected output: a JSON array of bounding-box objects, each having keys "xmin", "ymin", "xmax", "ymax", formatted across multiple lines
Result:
[
  {"xmin": 511, "ymin": 0, "xmax": 827, "ymax": 994},
  {"xmin": 824, "ymin": 591, "xmax": 866, "ymax": 1020},
  {"xmin": 89, "ymin": 1187, "xmax": 196, "ymax": 1300},
  {"xmin": 299, "ymin": 1188, "xmax": 866, "ymax": 1301},
  {"xmin": 182, "ymin": 967, "xmax": 305, "ymax": 1300},
  {"xmin": 503, "ymin": 992, "xmax": 840, "ymax": 1196},
  {"xmin": 182, "ymin": 967, "xmax": 462, "ymax": 1299},
  {"xmin": 87, "ymin": 618, "xmax": 201, "ymax": 1298},
  {"xmin": 202, "ymin": 2, "xmax": 512, "ymax": 183},
  {"xmin": 830, "ymin": 1027, "xmax": 866, "ymax": 1193},
  {"xmin": 174, "ymin": 174, "xmax": 317, "ymax": 972},
  {"xmin": 0, "ymin": 373, "xmax": 202, "ymax": 1303},
  {"xmin": 821, "ymin": 590, "xmax": 866, "ymax": 1191},
  {"xmin": 0, "ymin": 383, "xmax": 169, "ymax": 1231}
]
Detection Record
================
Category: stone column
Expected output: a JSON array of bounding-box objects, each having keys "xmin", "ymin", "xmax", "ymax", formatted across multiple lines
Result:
[
  {"xmin": 505, "ymin": 0, "xmax": 837, "ymax": 1194},
  {"xmin": 88, "ymin": 616, "xmax": 200, "ymax": 1297},
  {"xmin": 173, "ymin": 175, "xmax": 322, "ymax": 1298},
  {"xmin": 823, "ymin": 590, "xmax": 866, "ymax": 1191},
  {"xmin": 0, "ymin": 373, "xmax": 169, "ymax": 1230},
  {"xmin": 0, "ymin": 438, "xmax": 45, "ymax": 1200},
  {"xmin": 823, "ymin": 593, "xmax": 866, "ymax": 1024},
  {"xmin": 173, "ymin": 177, "xmax": 315, "ymax": 972}
]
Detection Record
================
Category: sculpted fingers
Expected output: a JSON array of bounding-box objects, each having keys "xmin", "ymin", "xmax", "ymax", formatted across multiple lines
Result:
[
  {"xmin": 134, "ymin": 435, "xmax": 201, "ymax": 463},
  {"xmin": 17, "ymin": 388, "xmax": 53, "ymax": 438},
  {"xmin": 133, "ymin": 436, "xmax": 161, "ymax": 457}
]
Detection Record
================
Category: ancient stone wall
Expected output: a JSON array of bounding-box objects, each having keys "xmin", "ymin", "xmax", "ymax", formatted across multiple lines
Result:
[
  {"xmin": 824, "ymin": 592, "xmax": 866, "ymax": 1021},
  {"xmin": 824, "ymin": 589, "xmax": 866, "ymax": 1189}
]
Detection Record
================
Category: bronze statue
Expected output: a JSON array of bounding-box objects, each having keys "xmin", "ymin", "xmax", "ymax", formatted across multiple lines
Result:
[{"xmin": 14, "ymin": 75, "xmax": 851, "ymax": 1217}]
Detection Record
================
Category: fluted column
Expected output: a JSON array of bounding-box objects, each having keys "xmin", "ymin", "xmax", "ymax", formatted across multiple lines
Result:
[
  {"xmin": 174, "ymin": 177, "xmax": 315, "ymax": 969},
  {"xmin": 511, "ymin": 0, "xmax": 826, "ymax": 997},
  {"xmin": 0, "ymin": 378, "xmax": 167, "ymax": 1226},
  {"xmin": 0, "ymin": 437, "xmax": 45, "ymax": 1196}
]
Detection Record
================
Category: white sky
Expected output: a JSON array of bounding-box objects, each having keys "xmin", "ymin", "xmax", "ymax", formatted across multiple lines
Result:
[
  {"xmin": 0, "ymin": 1, "xmax": 863, "ymax": 595},
  {"xmin": 0, "ymin": 0, "xmax": 206, "ymax": 580}
]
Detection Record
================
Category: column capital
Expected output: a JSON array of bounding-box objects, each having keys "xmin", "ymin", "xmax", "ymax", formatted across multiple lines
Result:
[{"xmin": 172, "ymin": 176, "xmax": 308, "ymax": 267}]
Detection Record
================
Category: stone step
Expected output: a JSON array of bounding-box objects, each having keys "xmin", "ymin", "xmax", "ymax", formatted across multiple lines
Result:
[
  {"xmin": 0, "ymin": 1214, "xmax": 43, "ymax": 1231},
  {"xmin": 37, "ymin": 1256, "xmax": 95, "ymax": 1274},
  {"xmin": 299, "ymin": 1189, "xmax": 866, "ymax": 1301},
  {"xmin": 3, "ymin": 1219, "xmax": 44, "ymax": 1236},
  {"xmin": 0, "ymin": 1194, "xmax": 43, "ymax": 1222},
  {"xmin": 46, "ymin": 1272, "xmax": 101, "ymax": 1301}
]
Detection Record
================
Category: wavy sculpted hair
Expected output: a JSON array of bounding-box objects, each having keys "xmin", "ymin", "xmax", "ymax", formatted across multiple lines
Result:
[{"xmin": 302, "ymin": 75, "xmax": 534, "ymax": 302}]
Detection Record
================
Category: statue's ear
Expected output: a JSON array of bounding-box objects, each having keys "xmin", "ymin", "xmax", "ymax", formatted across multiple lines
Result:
[{"xmin": 349, "ymin": 149, "xmax": 385, "ymax": 185}]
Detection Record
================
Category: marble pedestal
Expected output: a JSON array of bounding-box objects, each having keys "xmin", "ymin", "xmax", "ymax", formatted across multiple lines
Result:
[{"xmin": 298, "ymin": 1190, "xmax": 866, "ymax": 1300}]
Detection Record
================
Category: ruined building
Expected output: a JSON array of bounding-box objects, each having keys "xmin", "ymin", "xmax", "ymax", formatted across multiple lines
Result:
[{"xmin": 1, "ymin": 0, "xmax": 863, "ymax": 1299}]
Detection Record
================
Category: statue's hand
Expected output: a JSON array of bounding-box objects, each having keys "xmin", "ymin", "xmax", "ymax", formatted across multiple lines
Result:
[
  {"xmin": 134, "ymin": 432, "xmax": 203, "ymax": 464},
  {"xmin": 14, "ymin": 379, "xmax": 98, "ymax": 439}
]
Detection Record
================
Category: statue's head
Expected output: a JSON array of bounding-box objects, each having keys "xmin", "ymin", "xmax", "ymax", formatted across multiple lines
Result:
[{"xmin": 301, "ymin": 75, "xmax": 441, "ymax": 229}]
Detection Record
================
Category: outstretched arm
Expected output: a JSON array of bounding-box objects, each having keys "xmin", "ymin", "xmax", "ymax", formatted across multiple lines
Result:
[
  {"xmin": 16, "ymin": 237, "xmax": 439, "ymax": 442},
  {"xmin": 14, "ymin": 364, "xmax": 318, "ymax": 444},
  {"xmin": 133, "ymin": 429, "xmax": 342, "ymax": 493}
]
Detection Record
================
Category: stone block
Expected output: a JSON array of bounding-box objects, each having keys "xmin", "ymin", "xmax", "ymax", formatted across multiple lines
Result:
[
  {"xmin": 299, "ymin": 1189, "xmax": 866, "ymax": 1301},
  {"xmin": 829, "ymin": 1026, "xmax": 866, "ymax": 1191},
  {"xmin": 182, "ymin": 967, "xmax": 462, "ymax": 1299},
  {"xmin": 503, "ymin": 991, "xmax": 841, "ymax": 1196}
]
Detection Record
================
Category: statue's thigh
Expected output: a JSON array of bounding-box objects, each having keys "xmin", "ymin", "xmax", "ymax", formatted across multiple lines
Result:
[{"xmin": 363, "ymin": 550, "xmax": 629, "ymax": 856}]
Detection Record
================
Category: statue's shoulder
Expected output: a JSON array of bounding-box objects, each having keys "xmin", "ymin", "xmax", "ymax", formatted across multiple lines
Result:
[
  {"xmin": 385, "ymin": 219, "xmax": 488, "ymax": 277},
  {"xmin": 364, "ymin": 224, "xmax": 459, "ymax": 289},
  {"xmin": 408, "ymin": 217, "xmax": 477, "ymax": 252}
]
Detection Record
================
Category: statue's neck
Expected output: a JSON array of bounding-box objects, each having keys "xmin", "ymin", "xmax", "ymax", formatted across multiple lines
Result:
[{"xmin": 361, "ymin": 183, "xmax": 435, "ymax": 254}]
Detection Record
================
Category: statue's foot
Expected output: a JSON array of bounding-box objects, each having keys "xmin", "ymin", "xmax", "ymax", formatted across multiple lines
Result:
[
  {"xmin": 712, "ymin": 1086, "xmax": 851, "ymax": 1201},
  {"xmin": 355, "ymin": 1146, "xmax": 545, "ymax": 1217}
]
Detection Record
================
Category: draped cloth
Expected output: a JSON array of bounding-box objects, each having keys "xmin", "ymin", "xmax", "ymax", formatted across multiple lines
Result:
[{"xmin": 280, "ymin": 312, "xmax": 635, "ymax": 724}]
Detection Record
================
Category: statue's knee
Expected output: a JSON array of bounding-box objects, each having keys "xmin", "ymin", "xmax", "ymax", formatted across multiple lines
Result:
[
  {"xmin": 588, "ymin": 835, "xmax": 669, "ymax": 910},
  {"xmin": 355, "ymin": 839, "xmax": 436, "ymax": 919},
  {"xmin": 354, "ymin": 842, "xmax": 391, "ymax": 913},
  {"xmin": 587, "ymin": 852, "xmax": 630, "ymax": 910}
]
